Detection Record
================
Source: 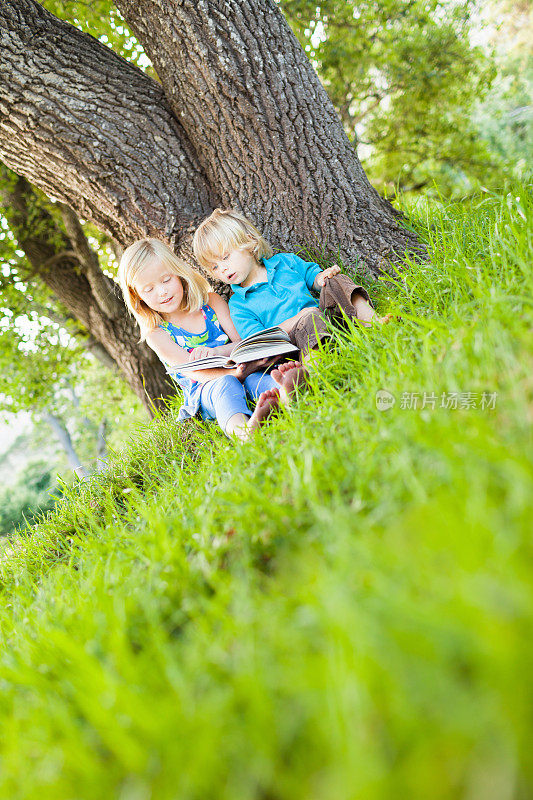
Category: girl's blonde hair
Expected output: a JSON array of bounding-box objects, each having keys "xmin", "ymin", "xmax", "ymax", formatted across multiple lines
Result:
[
  {"xmin": 193, "ymin": 208, "xmax": 273, "ymax": 271},
  {"xmin": 118, "ymin": 238, "xmax": 210, "ymax": 340}
]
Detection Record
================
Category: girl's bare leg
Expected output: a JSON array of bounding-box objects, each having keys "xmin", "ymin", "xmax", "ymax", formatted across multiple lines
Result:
[
  {"xmin": 224, "ymin": 412, "xmax": 251, "ymax": 441},
  {"xmin": 271, "ymin": 361, "xmax": 309, "ymax": 405}
]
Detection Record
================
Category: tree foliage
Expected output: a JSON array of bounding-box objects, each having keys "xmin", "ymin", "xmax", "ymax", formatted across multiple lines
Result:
[
  {"xmin": 39, "ymin": 1, "xmax": 149, "ymax": 71},
  {"xmin": 0, "ymin": 170, "xmax": 118, "ymax": 414},
  {"xmin": 0, "ymin": 209, "xmax": 77, "ymax": 413},
  {"xmin": 281, "ymin": 0, "xmax": 498, "ymax": 196},
  {"xmin": 473, "ymin": 0, "xmax": 533, "ymax": 180}
]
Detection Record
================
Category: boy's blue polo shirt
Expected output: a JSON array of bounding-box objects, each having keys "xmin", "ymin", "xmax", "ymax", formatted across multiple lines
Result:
[{"xmin": 229, "ymin": 252, "xmax": 322, "ymax": 339}]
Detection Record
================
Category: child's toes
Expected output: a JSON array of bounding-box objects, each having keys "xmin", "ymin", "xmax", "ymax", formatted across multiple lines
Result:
[
  {"xmin": 252, "ymin": 389, "xmax": 280, "ymax": 423},
  {"xmin": 259, "ymin": 388, "xmax": 279, "ymax": 404}
]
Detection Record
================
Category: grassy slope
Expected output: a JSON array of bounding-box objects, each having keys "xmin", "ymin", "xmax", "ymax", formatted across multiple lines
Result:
[{"xmin": 0, "ymin": 187, "xmax": 531, "ymax": 800}]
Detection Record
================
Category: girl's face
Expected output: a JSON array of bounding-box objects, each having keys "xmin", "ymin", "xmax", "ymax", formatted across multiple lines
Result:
[{"xmin": 134, "ymin": 258, "xmax": 184, "ymax": 314}]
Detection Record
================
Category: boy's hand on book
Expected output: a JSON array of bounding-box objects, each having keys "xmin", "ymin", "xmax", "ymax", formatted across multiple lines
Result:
[
  {"xmin": 235, "ymin": 357, "xmax": 274, "ymax": 382},
  {"xmin": 314, "ymin": 265, "xmax": 341, "ymax": 288}
]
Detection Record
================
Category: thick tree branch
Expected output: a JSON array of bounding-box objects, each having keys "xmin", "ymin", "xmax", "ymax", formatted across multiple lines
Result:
[
  {"xmin": 0, "ymin": 0, "xmax": 216, "ymax": 249},
  {"xmin": 58, "ymin": 203, "xmax": 123, "ymax": 319}
]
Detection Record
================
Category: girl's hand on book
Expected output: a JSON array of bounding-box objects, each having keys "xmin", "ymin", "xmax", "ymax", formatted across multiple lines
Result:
[
  {"xmin": 189, "ymin": 346, "xmax": 214, "ymax": 361},
  {"xmin": 207, "ymin": 342, "xmax": 237, "ymax": 358}
]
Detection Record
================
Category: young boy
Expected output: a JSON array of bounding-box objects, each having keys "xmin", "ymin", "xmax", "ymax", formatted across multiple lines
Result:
[{"xmin": 192, "ymin": 208, "xmax": 391, "ymax": 361}]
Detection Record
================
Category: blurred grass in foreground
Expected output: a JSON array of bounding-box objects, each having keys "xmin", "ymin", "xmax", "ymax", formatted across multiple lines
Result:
[{"xmin": 0, "ymin": 186, "xmax": 531, "ymax": 800}]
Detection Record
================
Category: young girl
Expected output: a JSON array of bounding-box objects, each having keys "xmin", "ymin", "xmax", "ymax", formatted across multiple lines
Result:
[
  {"xmin": 193, "ymin": 209, "xmax": 392, "ymax": 360},
  {"xmin": 118, "ymin": 238, "xmax": 301, "ymax": 441}
]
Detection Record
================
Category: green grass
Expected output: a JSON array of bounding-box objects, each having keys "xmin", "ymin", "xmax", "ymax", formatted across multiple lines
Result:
[{"xmin": 0, "ymin": 186, "xmax": 532, "ymax": 800}]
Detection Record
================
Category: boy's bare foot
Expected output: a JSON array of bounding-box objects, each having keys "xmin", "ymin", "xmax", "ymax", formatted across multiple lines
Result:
[
  {"xmin": 271, "ymin": 361, "xmax": 309, "ymax": 405},
  {"xmin": 247, "ymin": 388, "xmax": 280, "ymax": 433},
  {"xmin": 348, "ymin": 292, "xmax": 395, "ymax": 327},
  {"xmin": 357, "ymin": 312, "xmax": 395, "ymax": 327}
]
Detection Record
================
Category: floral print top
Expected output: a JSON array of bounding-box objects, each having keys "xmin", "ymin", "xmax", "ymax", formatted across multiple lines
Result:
[{"xmin": 159, "ymin": 304, "xmax": 229, "ymax": 421}]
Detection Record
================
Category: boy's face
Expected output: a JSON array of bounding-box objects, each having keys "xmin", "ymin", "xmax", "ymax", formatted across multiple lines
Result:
[{"xmin": 211, "ymin": 248, "xmax": 259, "ymax": 287}]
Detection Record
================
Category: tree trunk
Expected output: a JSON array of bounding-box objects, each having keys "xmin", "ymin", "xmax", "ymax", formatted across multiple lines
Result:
[
  {"xmin": 0, "ymin": 0, "xmax": 216, "ymax": 250},
  {"xmin": 43, "ymin": 411, "xmax": 89, "ymax": 479},
  {"xmin": 96, "ymin": 421, "xmax": 108, "ymax": 473},
  {"xmin": 116, "ymin": 0, "xmax": 422, "ymax": 273},
  {"xmin": 69, "ymin": 385, "xmax": 108, "ymax": 471},
  {"xmin": 1, "ymin": 172, "xmax": 174, "ymax": 412},
  {"xmin": 0, "ymin": 0, "xmax": 422, "ymax": 276}
]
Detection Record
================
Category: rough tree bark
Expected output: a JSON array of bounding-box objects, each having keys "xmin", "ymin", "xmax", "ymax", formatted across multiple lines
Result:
[
  {"xmin": 116, "ymin": 0, "xmax": 422, "ymax": 272},
  {"xmin": 0, "ymin": 0, "xmax": 421, "ymax": 276},
  {"xmin": 0, "ymin": 0, "xmax": 215, "ymax": 250},
  {"xmin": 1, "ymin": 172, "xmax": 173, "ymax": 411}
]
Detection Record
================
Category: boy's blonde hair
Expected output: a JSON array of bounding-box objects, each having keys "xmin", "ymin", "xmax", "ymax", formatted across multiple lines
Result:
[
  {"xmin": 193, "ymin": 208, "xmax": 273, "ymax": 271},
  {"xmin": 118, "ymin": 238, "xmax": 210, "ymax": 340}
]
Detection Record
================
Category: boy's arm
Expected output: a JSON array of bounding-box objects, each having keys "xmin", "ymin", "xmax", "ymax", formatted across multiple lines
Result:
[
  {"xmin": 286, "ymin": 253, "xmax": 322, "ymax": 290},
  {"xmin": 288, "ymin": 253, "xmax": 341, "ymax": 291},
  {"xmin": 313, "ymin": 265, "xmax": 341, "ymax": 290}
]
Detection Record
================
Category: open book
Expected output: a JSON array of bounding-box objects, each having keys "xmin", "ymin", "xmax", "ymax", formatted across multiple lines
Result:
[{"xmin": 177, "ymin": 327, "xmax": 297, "ymax": 374}]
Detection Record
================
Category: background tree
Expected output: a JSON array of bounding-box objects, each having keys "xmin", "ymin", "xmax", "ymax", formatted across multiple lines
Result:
[
  {"xmin": 473, "ymin": 0, "xmax": 532, "ymax": 180},
  {"xmin": 0, "ymin": 459, "xmax": 60, "ymax": 537},
  {"xmin": 0, "ymin": 293, "xmax": 145, "ymax": 479},
  {"xmin": 0, "ymin": 303, "xmax": 102, "ymax": 477}
]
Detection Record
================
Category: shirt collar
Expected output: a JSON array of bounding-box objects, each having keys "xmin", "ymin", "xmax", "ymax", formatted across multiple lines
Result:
[{"xmin": 230, "ymin": 258, "xmax": 274, "ymax": 298}]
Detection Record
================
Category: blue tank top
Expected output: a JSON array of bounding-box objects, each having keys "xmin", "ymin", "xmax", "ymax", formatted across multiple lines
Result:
[{"xmin": 158, "ymin": 304, "xmax": 229, "ymax": 421}]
